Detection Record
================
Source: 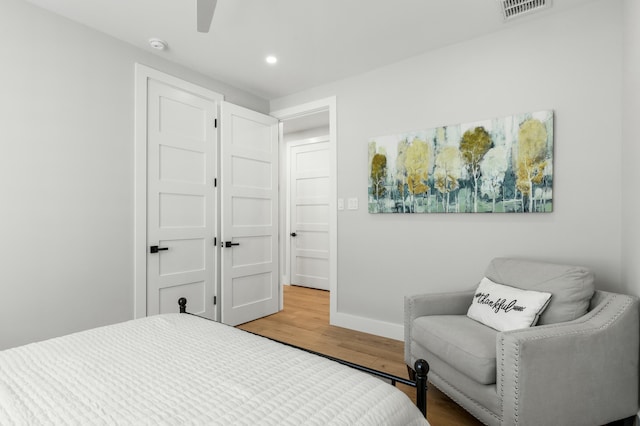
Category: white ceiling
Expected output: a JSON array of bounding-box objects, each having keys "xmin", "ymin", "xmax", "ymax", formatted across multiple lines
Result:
[{"xmin": 23, "ymin": 0, "xmax": 595, "ymax": 100}]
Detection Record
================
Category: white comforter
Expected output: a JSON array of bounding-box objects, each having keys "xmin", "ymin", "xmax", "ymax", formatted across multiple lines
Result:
[{"xmin": 0, "ymin": 314, "xmax": 428, "ymax": 425}]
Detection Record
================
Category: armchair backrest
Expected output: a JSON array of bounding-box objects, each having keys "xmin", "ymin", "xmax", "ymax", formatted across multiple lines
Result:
[{"xmin": 485, "ymin": 257, "xmax": 595, "ymax": 325}]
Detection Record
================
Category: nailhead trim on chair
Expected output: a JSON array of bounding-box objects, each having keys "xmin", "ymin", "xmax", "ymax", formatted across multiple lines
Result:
[
  {"xmin": 513, "ymin": 342, "xmax": 520, "ymax": 425},
  {"xmin": 502, "ymin": 294, "xmax": 630, "ymax": 425},
  {"xmin": 499, "ymin": 341, "xmax": 505, "ymax": 423}
]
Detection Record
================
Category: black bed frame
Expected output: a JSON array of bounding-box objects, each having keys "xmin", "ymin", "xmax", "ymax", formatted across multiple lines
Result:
[{"xmin": 177, "ymin": 297, "xmax": 429, "ymax": 418}]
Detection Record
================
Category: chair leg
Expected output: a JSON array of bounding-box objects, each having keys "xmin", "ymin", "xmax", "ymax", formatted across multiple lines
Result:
[{"xmin": 407, "ymin": 365, "xmax": 416, "ymax": 381}]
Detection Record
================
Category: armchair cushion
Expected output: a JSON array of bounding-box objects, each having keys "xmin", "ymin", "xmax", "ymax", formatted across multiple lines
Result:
[
  {"xmin": 485, "ymin": 258, "xmax": 595, "ymax": 325},
  {"xmin": 413, "ymin": 315, "xmax": 498, "ymax": 384}
]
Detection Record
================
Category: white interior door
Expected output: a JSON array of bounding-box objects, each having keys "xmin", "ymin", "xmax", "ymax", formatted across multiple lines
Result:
[
  {"xmin": 220, "ymin": 102, "xmax": 279, "ymax": 325},
  {"xmin": 146, "ymin": 79, "xmax": 218, "ymax": 319},
  {"xmin": 289, "ymin": 140, "xmax": 330, "ymax": 290}
]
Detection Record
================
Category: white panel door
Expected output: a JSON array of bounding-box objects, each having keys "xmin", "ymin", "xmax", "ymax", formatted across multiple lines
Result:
[
  {"xmin": 289, "ymin": 141, "xmax": 330, "ymax": 290},
  {"xmin": 147, "ymin": 79, "xmax": 217, "ymax": 319},
  {"xmin": 220, "ymin": 102, "xmax": 279, "ymax": 325}
]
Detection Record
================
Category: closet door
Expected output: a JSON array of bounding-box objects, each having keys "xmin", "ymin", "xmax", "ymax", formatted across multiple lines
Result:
[
  {"xmin": 146, "ymin": 78, "xmax": 218, "ymax": 320},
  {"xmin": 220, "ymin": 102, "xmax": 279, "ymax": 325}
]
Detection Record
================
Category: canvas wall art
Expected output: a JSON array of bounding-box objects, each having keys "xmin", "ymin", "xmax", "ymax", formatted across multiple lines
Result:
[{"xmin": 368, "ymin": 110, "xmax": 554, "ymax": 214}]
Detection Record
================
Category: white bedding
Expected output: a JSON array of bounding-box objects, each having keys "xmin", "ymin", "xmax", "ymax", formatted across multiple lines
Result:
[{"xmin": 0, "ymin": 314, "xmax": 429, "ymax": 425}]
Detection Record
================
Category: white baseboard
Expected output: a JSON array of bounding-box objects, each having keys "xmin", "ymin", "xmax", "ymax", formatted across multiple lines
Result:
[{"xmin": 331, "ymin": 311, "xmax": 404, "ymax": 341}]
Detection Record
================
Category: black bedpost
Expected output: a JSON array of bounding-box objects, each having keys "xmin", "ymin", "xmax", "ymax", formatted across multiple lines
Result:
[
  {"xmin": 178, "ymin": 297, "xmax": 187, "ymax": 313},
  {"xmin": 414, "ymin": 359, "xmax": 429, "ymax": 418}
]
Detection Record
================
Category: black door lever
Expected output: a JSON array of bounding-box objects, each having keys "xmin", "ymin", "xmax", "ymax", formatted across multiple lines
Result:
[
  {"xmin": 224, "ymin": 241, "xmax": 240, "ymax": 248},
  {"xmin": 150, "ymin": 245, "xmax": 169, "ymax": 253}
]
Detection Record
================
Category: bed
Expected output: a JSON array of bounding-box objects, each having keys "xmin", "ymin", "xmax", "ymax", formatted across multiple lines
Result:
[{"xmin": 0, "ymin": 303, "xmax": 430, "ymax": 425}]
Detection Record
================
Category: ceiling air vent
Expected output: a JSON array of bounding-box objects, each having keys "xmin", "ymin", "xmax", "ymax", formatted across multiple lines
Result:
[{"xmin": 497, "ymin": 0, "xmax": 552, "ymax": 21}]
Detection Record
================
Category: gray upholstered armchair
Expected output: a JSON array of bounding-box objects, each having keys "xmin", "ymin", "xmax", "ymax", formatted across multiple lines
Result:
[{"xmin": 405, "ymin": 258, "xmax": 639, "ymax": 426}]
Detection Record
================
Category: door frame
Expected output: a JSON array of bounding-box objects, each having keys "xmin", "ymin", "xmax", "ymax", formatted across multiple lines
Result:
[
  {"xmin": 133, "ymin": 64, "xmax": 223, "ymax": 319},
  {"xmin": 271, "ymin": 97, "xmax": 337, "ymax": 319}
]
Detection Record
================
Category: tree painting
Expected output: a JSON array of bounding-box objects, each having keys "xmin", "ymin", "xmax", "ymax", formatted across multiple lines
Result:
[{"xmin": 368, "ymin": 110, "xmax": 553, "ymax": 213}]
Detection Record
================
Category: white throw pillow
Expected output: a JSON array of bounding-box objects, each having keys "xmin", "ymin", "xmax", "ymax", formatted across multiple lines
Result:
[{"xmin": 467, "ymin": 277, "xmax": 552, "ymax": 332}]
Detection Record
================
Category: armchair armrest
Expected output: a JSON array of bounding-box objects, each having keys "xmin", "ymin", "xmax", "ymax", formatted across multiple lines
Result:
[
  {"xmin": 404, "ymin": 290, "xmax": 475, "ymax": 366},
  {"xmin": 498, "ymin": 292, "xmax": 639, "ymax": 426},
  {"xmin": 405, "ymin": 290, "xmax": 476, "ymax": 319}
]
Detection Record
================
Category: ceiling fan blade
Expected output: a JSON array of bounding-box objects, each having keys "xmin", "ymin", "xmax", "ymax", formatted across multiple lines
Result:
[{"xmin": 196, "ymin": 0, "xmax": 217, "ymax": 33}]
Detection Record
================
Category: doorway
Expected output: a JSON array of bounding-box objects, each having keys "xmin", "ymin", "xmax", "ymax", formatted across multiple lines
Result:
[{"xmin": 271, "ymin": 97, "xmax": 337, "ymax": 322}]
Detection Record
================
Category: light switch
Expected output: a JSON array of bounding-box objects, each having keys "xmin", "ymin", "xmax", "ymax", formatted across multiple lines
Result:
[
  {"xmin": 337, "ymin": 198, "xmax": 344, "ymax": 210},
  {"xmin": 347, "ymin": 198, "xmax": 358, "ymax": 210}
]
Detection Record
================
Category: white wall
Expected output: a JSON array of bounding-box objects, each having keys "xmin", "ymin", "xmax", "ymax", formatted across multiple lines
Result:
[
  {"xmin": 622, "ymin": 0, "xmax": 640, "ymax": 297},
  {"xmin": 271, "ymin": 0, "xmax": 625, "ymax": 338},
  {"xmin": 0, "ymin": 0, "xmax": 268, "ymax": 350}
]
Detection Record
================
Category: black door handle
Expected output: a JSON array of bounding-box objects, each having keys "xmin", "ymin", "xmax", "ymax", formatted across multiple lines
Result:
[
  {"xmin": 290, "ymin": 232, "xmax": 297, "ymax": 237},
  {"xmin": 150, "ymin": 245, "xmax": 169, "ymax": 253},
  {"xmin": 224, "ymin": 241, "xmax": 240, "ymax": 248}
]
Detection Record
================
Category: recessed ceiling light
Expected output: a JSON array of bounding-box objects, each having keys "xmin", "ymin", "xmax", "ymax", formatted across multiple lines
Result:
[
  {"xmin": 149, "ymin": 38, "xmax": 168, "ymax": 51},
  {"xmin": 266, "ymin": 56, "xmax": 278, "ymax": 65}
]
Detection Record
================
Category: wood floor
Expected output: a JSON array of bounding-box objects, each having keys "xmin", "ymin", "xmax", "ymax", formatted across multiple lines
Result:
[{"xmin": 237, "ymin": 285, "xmax": 482, "ymax": 426}]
